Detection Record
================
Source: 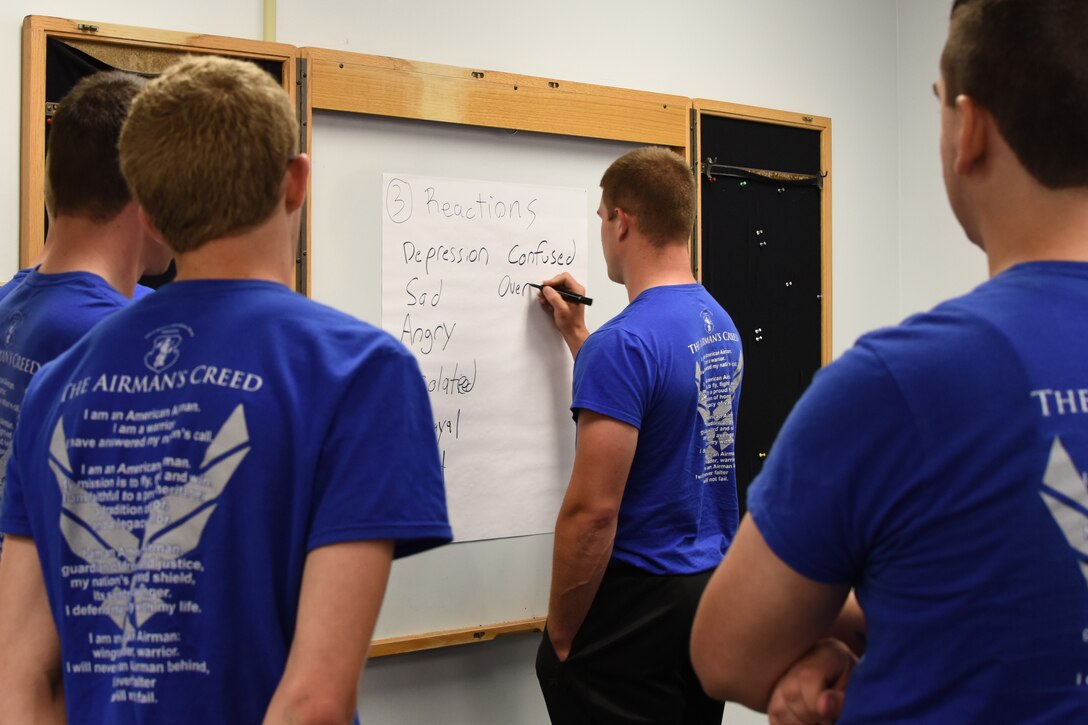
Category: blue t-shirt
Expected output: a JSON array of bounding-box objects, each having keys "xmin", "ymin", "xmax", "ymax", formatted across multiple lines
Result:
[
  {"xmin": 749, "ymin": 262, "xmax": 1088, "ymax": 722},
  {"xmin": 0, "ymin": 270, "xmax": 131, "ymax": 556},
  {"xmin": 1, "ymin": 279, "xmax": 452, "ymax": 724},
  {"xmin": 0, "ymin": 267, "xmax": 153, "ymax": 302},
  {"xmin": 573, "ymin": 283, "xmax": 742, "ymax": 575},
  {"xmin": 0, "ymin": 268, "xmax": 150, "ymax": 303}
]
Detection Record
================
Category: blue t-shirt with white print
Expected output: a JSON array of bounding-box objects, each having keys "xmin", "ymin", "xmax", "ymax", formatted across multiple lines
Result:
[
  {"xmin": 1, "ymin": 279, "xmax": 451, "ymax": 724},
  {"xmin": 0, "ymin": 270, "xmax": 132, "ymax": 556},
  {"xmin": 749, "ymin": 262, "xmax": 1088, "ymax": 722},
  {"xmin": 573, "ymin": 283, "xmax": 742, "ymax": 575}
]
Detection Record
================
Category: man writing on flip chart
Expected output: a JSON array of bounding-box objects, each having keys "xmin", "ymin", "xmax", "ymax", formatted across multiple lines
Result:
[{"xmin": 535, "ymin": 146, "xmax": 742, "ymax": 723}]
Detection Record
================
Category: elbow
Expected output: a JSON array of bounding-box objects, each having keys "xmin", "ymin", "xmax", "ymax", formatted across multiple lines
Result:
[
  {"xmin": 558, "ymin": 499, "xmax": 619, "ymax": 534},
  {"xmin": 690, "ymin": 605, "xmax": 726, "ymax": 702},
  {"xmin": 690, "ymin": 624, "xmax": 769, "ymax": 710},
  {"xmin": 692, "ymin": 657, "xmax": 769, "ymax": 711},
  {"xmin": 690, "ymin": 642, "xmax": 735, "ymax": 705}
]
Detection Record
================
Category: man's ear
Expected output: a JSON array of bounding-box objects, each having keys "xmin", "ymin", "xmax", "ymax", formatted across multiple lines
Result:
[
  {"xmin": 137, "ymin": 205, "xmax": 166, "ymax": 244},
  {"xmin": 614, "ymin": 207, "xmax": 632, "ymax": 241},
  {"xmin": 953, "ymin": 95, "xmax": 989, "ymax": 175},
  {"xmin": 284, "ymin": 154, "xmax": 311, "ymax": 213}
]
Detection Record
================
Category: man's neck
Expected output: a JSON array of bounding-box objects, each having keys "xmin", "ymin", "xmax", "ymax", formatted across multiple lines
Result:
[
  {"xmin": 622, "ymin": 240, "xmax": 698, "ymax": 302},
  {"xmin": 173, "ymin": 216, "xmax": 295, "ymax": 287},
  {"xmin": 38, "ymin": 207, "xmax": 145, "ymax": 298},
  {"xmin": 980, "ymin": 185, "xmax": 1088, "ymax": 277}
]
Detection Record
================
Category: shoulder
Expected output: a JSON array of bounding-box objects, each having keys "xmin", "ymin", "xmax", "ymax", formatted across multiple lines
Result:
[
  {"xmin": 788, "ymin": 288, "xmax": 1015, "ymax": 442},
  {"xmin": 853, "ymin": 287, "xmax": 1017, "ymax": 386},
  {"xmin": 580, "ymin": 323, "xmax": 648, "ymax": 362},
  {"xmin": 232, "ymin": 289, "xmax": 423, "ymax": 383},
  {"xmin": 2, "ymin": 282, "xmax": 124, "ymax": 366},
  {"xmin": 285, "ymin": 294, "xmax": 417, "ymax": 363},
  {"xmin": 167, "ymin": 281, "xmax": 414, "ymax": 361}
]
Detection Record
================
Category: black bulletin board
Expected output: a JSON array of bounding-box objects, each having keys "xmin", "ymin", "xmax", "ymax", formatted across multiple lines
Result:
[{"xmin": 696, "ymin": 105, "xmax": 830, "ymax": 515}]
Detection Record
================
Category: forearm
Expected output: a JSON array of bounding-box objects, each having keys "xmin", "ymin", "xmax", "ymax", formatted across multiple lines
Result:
[
  {"xmin": 766, "ymin": 638, "xmax": 858, "ymax": 725},
  {"xmin": 546, "ymin": 411, "xmax": 635, "ymax": 656},
  {"xmin": 691, "ymin": 518, "xmax": 849, "ymax": 709},
  {"xmin": 761, "ymin": 592, "xmax": 865, "ymax": 722},
  {"xmin": 546, "ymin": 507, "xmax": 617, "ymax": 653},
  {"xmin": 827, "ymin": 591, "xmax": 866, "ymax": 656},
  {"xmin": 561, "ymin": 326, "xmax": 589, "ymax": 359}
]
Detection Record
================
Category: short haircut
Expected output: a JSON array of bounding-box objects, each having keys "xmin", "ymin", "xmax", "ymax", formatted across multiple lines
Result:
[
  {"xmin": 45, "ymin": 71, "xmax": 146, "ymax": 221},
  {"xmin": 600, "ymin": 147, "xmax": 695, "ymax": 246},
  {"xmin": 942, "ymin": 0, "xmax": 1088, "ymax": 188},
  {"xmin": 119, "ymin": 55, "xmax": 298, "ymax": 253}
]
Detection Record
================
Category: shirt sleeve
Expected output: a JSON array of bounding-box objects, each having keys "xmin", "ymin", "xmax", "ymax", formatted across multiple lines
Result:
[
  {"xmin": 572, "ymin": 328, "xmax": 655, "ymax": 429},
  {"xmin": 747, "ymin": 343, "xmax": 925, "ymax": 585},
  {"xmin": 307, "ymin": 343, "xmax": 452, "ymax": 559}
]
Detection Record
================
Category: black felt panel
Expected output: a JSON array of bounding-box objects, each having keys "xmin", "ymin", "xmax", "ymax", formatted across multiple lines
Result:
[{"xmin": 699, "ymin": 115, "xmax": 823, "ymax": 515}]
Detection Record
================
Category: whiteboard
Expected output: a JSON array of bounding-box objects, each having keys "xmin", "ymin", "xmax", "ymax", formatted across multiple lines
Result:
[
  {"xmin": 310, "ymin": 109, "xmax": 635, "ymax": 638},
  {"xmin": 381, "ymin": 172, "xmax": 588, "ymax": 542}
]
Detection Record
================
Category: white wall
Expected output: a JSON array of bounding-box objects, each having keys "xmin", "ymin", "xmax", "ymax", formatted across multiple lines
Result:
[
  {"xmin": 0, "ymin": 1, "xmax": 973, "ymax": 723},
  {"xmin": 895, "ymin": 0, "xmax": 987, "ymax": 316}
]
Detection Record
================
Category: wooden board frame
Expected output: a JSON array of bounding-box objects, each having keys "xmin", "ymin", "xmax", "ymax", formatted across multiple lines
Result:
[
  {"xmin": 302, "ymin": 47, "xmax": 690, "ymax": 152},
  {"xmin": 692, "ymin": 99, "xmax": 832, "ymax": 365},
  {"xmin": 370, "ymin": 617, "xmax": 545, "ymax": 658},
  {"xmin": 19, "ymin": 15, "xmax": 304, "ymax": 288}
]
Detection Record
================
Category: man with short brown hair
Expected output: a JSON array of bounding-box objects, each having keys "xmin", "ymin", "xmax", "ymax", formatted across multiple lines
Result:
[
  {"xmin": 535, "ymin": 146, "xmax": 742, "ymax": 723},
  {"xmin": 0, "ymin": 70, "xmax": 169, "ymax": 559}
]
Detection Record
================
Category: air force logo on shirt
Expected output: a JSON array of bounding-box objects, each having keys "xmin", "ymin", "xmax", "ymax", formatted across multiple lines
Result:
[
  {"xmin": 1039, "ymin": 437, "xmax": 1088, "ymax": 590},
  {"xmin": 4, "ymin": 311, "xmax": 24, "ymax": 346},
  {"xmin": 701, "ymin": 308, "xmax": 714, "ymax": 334},
  {"xmin": 144, "ymin": 324, "xmax": 194, "ymax": 373}
]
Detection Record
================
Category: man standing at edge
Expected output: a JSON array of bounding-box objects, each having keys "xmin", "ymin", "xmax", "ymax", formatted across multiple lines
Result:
[
  {"xmin": 535, "ymin": 146, "xmax": 742, "ymax": 723},
  {"xmin": 691, "ymin": 1, "xmax": 1088, "ymax": 722},
  {"xmin": 0, "ymin": 56, "xmax": 452, "ymax": 724},
  {"xmin": 0, "ymin": 71, "xmax": 170, "ymax": 558}
]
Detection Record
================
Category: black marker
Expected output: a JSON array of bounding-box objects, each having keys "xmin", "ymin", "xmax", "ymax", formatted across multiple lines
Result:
[{"xmin": 527, "ymin": 283, "xmax": 593, "ymax": 306}]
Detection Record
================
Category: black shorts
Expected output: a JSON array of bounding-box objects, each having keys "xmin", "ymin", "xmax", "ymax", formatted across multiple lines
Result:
[{"xmin": 535, "ymin": 561, "xmax": 725, "ymax": 724}]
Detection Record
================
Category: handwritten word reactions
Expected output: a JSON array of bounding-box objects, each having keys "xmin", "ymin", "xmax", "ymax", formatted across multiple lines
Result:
[
  {"xmin": 386, "ymin": 176, "xmax": 538, "ymax": 229},
  {"xmin": 391, "ymin": 178, "xmax": 581, "ymax": 357},
  {"xmin": 381, "ymin": 173, "xmax": 587, "ymax": 540}
]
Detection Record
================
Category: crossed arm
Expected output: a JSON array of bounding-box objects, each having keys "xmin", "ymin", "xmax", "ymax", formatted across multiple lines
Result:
[{"xmin": 690, "ymin": 516, "xmax": 859, "ymax": 715}]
